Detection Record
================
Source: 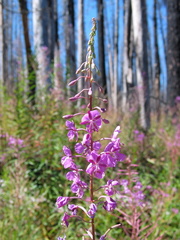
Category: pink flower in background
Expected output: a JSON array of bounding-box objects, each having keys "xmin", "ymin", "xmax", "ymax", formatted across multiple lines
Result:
[
  {"xmin": 175, "ymin": 96, "xmax": 180, "ymax": 103},
  {"xmin": 8, "ymin": 136, "xmax": 17, "ymax": 146},
  {"xmin": 134, "ymin": 130, "xmax": 145, "ymax": 142},
  {"xmin": 7, "ymin": 136, "xmax": 25, "ymax": 148},
  {"xmin": 57, "ymin": 236, "xmax": 66, "ymax": 240},
  {"xmin": 171, "ymin": 208, "xmax": 179, "ymax": 214},
  {"xmin": 103, "ymin": 179, "xmax": 119, "ymax": 196}
]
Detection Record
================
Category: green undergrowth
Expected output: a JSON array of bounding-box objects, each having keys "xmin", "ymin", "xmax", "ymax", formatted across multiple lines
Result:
[{"xmin": 0, "ymin": 92, "xmax": 180, "ymax": 239}]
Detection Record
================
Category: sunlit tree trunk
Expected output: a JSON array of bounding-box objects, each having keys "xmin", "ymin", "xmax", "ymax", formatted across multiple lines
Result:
[
  {"xmin": 167, "ymin": 0, "xmax": 180, "ymax": 106},
  {"xmin": 122, "ymin": 0, "xmax": 132, "ymax": 112},
  {"xmin": 33, "ymin": 0, "xmax": 58, "ymax": 100},
  {"xmin": 53, "ymin": 0, "xmax": 61, "ymax": 91},
  {"xmin": 2, "ymin": 0, "xmax": 12, "ymax": 94},
  {"xmin": 19, "ymin": 0, "xmax": 36, "ymax": 104},
  {"xmin": 131, "ymin": 0, "xmax": 150, "ymax": 130},
  {"xmin": 64, "ymin": 0, "xmax": 76, "ymax": 97},
  {"xmin": 33, "ymin": 0, "xmax": 50, "ymax": 99}
]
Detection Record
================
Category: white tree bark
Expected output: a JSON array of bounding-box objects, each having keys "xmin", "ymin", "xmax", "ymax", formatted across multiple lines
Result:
[
  {"xmin": 64, "ymin": 0, "xmax": 76, "ymax": 98},
  {"xmin": 53, "ymin": 0, "xmax": 62, "ymax": 91},
  {"xmin": 33, "ymin": 0, "xmax": 50, "ymax": 99},
  {"xmin": 131, "ymin": 0, "xmax": 150, "ymax": 129},
  {"xmin": 122, "ymin": 0, "xmax": 131, "ymax": 112}
]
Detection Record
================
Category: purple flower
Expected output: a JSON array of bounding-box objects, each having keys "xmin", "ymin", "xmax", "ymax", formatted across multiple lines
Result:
[
  {"xmin": 61, "ymin": 146, "xmax": 75, "ymax": 169},
  {"xmin": 134, "ymin": 130, "xmax": 139, "ymax": 134},
  {"xmin": 171, "ymin": 208, "xmax": 179, "ymax": 214},
  {"xmin": 133, "ymin": 181, "xmax": 143, "ymax": 190},
  {"xmin": 8, "ymin": 136, "xmax": 17, "ymax": 146},
  {"xmin": 66, "ymin": 170, "xmax": 80, "ymax": 182},
  {"xmin": 134, "ymin": 130, "xmax": 145, "ymax": 142},
  {"xmin": 101, "ymin": 152, "xmax": 116, "ymax": 168},
  {"xmin": 175, "ymin": 96, "xmax": 180, "ymax": 103},
  {"xmin": 133, "ymin": 191, "xmax": 145, "ymax": 201},
  {"xmin": 78, "ymin": 134, "xmax": 101, "ymax": 154},
  {"xmin": 17, "ymin": 139, "xmax": 25, "ymax": 147},
  {"xmin": 66, "ymin": 121, "xmax": 78, "ymax": 141},
  {"xmin": 102, "ymin": 139, "xmax": 126, "ymax": 167},
  {"xmin": 99, "ymin": 235, "xmax": 106, "ymax": 240},
  {"xmin": 63, "ymin": 114, "xmax": 74, "ymax": 119},
  {"xmin": 57, "ymin": 236, "xmax": 66, "ymax": 240},
  {"xmin": 56, "ymin": 196, "xmax": 70, "ymax": 208},
  {"xmin": 88, "ymin": 203, "xmax": 97, "ymax": 218},
  {"xmin": 86, "ymin": 151, "xmax": 107, "ymax": 179},
  {"xmin": 71, "ymin": 180, "xmax": 88, "ymax": 197},
  {"xmin": 1, "ymin": 153, "xmax": 6, "ymax": 161},
  {"xmin": 93, "ymin": 141, "xmax": 101, "ymax": 151},
  {"xmin": 75, "ymin": 143, "xmax": 85, "ymax": 154},
  {"xmin": 103, "ymin": 179, "xmax": 119, "ymax": 196},
  {"xmin": 103, "ymin": 197, "xmax": 117, "ymax": 212},
  {"xmin": 62, "ymin": 212, "xmax": 71, "ymax": 227},
  {"xmin": 68, "ymin": 204, "xmax": 78, "ymax": 215},
  {"xmin": 82, "ymin": 133, "xmax": 91, "ymax": 145},
  {"xmin": 120, "ymin": 179, "xmax": 129, "ymax": 186},
  {"xmin": 81, "ymin": 110, "xmax": 102, "ymax": 132},
  {"xmin": 111, "ymin": 126, "xmax": 121, "ymax": 141}
]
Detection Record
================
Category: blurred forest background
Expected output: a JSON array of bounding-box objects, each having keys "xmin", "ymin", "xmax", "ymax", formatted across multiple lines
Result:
[
  {"xmin": 0, "ymin": 0, "xmax": 180, "ymax": 239},
  {"xmin": 0, "ymin": 0, "xmax": 179, "ymax": 120}
]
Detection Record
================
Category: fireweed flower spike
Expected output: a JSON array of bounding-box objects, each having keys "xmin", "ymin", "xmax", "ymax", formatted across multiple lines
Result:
[{"xmin": 56, "ymin": 18, "xmax": 127, "ymax": 239}]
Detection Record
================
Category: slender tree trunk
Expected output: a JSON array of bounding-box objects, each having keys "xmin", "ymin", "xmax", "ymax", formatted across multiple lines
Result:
[
  {"xmin": 0, "ymin": 0, "xmax": 4, "ymax": 87},
  {"xmin": 64, "ymin": 0, "xmax": 76, "ymax": 97},
  {"xmin": 167, "ymin": 0, "xmax": 180, "ymax": 106},
  {"xmin": 3, "ymin": 0, "xmax": 12, "ymax": 93},
  {"xmin": 131, "ymin": 0, "xmax": 150, "ymax": 130},
  {"xmin": 104, "ymin": 1, "xmax": 114, "ymax": 109},
  {"xmin": 122, "ymin": 0, "xmax": 132, "ymax": 112},
  {"xmin": 97, "ymin": 0, "xmax": 107, "ymax": 94},
  {"xmin": 19, "ymin": 0, "xmax": 36, "ymax": 104},
  {"xmin": 112, "ymin": 0, "xmax": 119, "ymax": 110},
  {"xmin": 33, "ymin": 0, "xmax": 50, "ymax": 100},
  {"xmin": 153, "ymin": 0, "xmax": 161, "ymax": 120},
  {"xmin": 53, "ymin": 0, "xmax": 61, "ymax": 91},
  {"xmin": 77, "ymin": 0, "xmax": 85, "ymax": 105},
  {"xmin": 157, "ymin": 1, "xmax": 167, "ymax": 65},
  {"xmin": 47, "ymin": 0, "xmax": 56, "ymax": 62}
]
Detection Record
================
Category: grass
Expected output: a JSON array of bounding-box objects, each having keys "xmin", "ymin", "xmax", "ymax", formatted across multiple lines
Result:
[{"xmin": 0, "ymin": 91, "xmax": 180, "ymax": 240}]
